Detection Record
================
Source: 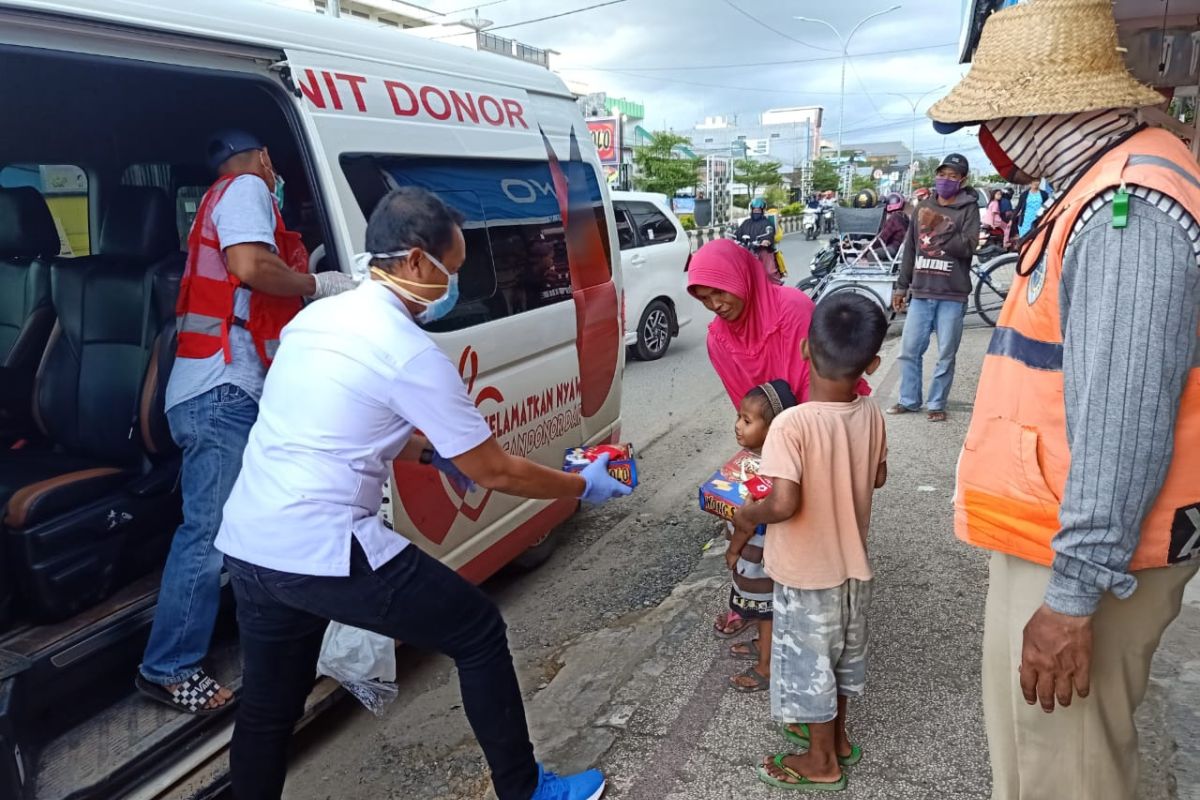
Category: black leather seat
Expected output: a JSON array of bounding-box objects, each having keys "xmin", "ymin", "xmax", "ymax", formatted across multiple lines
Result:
[
  {"xmin": 0, "ymin": 186, "xmax": 184, "ymax": 622},
  {"xmin": 0, "ymin": 187, "xmax": 58, "ymax": 438}
]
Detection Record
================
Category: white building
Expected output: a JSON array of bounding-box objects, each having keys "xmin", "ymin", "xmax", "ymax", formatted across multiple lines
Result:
[{"xmin": 682, "ymin": 107, "xmax": 824, "ymax": 169}]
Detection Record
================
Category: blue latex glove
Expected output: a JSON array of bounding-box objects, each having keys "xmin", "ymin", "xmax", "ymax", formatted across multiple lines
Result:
[
  {"xmin": 579, "ymin": 453, "xmax": 633, "ymax": 504},
  {"xmin": 430, "ymin": 451, "xmax": 475, "ymax": 494}
]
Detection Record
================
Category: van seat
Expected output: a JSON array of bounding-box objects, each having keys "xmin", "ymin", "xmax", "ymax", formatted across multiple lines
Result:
[
  {"xmin": 0, "ymin": 187, "xmax": 58, "ymax": 436},
  {"xmin": 1, "ymin": 187, "xmax": 184, "ymax": 622}
]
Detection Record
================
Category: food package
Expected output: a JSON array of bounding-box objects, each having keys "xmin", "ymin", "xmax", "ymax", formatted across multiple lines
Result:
[
  {"xmin": 698, "ymin": 449, "xmax": 773, "ymax": 520},
  {"xmin": 563, "ymin": 443, "xmax": 638, "ymax": 488}
]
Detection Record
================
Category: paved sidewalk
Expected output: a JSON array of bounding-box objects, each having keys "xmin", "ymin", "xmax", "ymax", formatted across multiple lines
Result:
[{"xmin": 511, "ymin": 320, "xmax": 1189, "ymax": 799}]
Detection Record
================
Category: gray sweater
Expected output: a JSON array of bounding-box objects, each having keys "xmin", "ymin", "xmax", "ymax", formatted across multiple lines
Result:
[{"xmin": 1045, "ymin": 191, "xmax": 1200, "ymax": 616}]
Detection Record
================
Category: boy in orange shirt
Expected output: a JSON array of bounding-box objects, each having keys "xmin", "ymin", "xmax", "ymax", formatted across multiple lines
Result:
[{"xmin": 731, "ymin": 292, "xmax": 889, "ymax": 792}]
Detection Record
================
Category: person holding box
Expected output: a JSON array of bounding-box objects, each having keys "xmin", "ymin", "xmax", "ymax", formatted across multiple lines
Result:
[{"xmin": 732, "ymin": 293, "xmax": 889, "ymax": 792}]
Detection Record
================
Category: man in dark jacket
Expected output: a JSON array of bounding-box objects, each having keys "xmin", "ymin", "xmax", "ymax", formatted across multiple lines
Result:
[{"xmin": 889, "ymin": 152, "xmax": 980, "ymax": 422}]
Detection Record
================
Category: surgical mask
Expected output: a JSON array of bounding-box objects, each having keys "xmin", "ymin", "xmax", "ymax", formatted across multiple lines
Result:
[
  {"xmin": 934, "ymin": 177, "xmax": 961, "ymax": 200},
  {"xmin": 363, "ymin": 250, "xmax": 459, "ymax": 324},
  {"xmin": 273, "ymin": 173, "xmax": 285, "ymax": 211}
]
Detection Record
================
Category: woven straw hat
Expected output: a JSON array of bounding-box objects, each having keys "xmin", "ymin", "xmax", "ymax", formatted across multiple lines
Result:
[{"xmin": 929, "ymin": 0, "xmax": 1164, "ymax": 124}]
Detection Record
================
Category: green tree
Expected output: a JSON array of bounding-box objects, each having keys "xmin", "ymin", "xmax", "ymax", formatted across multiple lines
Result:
[
  {"xmin": 850, "ymin": 174, "xmax": 877, "ymax": 195},
  {"xmin": 764, "ymin": 185, "xmax": 789, "ymax": 208},
  {"xmin": 733, "ymin": 158, "xmax": 783, "ymax": 199},
  {"xmin": 912, "ymin": 156, "xmax": 942, "ymax": 189},
  {"xmin": 632, "ymin": 132, "xmax": 699, "ymax": 197},
  {"xmin": 811, "ymin": 159, "xmax": 840, "ymax": 193}
]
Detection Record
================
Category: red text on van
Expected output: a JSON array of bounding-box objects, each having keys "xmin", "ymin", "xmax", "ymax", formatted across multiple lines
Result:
[{"xmin": 298, "ymin": 69, "xmax": 528, "ymax": 129}]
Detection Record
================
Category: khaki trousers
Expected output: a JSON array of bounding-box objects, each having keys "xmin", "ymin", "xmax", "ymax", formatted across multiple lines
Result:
[{"xmin": 983, "ymin": 552, "xmax": 1198, "ymax": 800}]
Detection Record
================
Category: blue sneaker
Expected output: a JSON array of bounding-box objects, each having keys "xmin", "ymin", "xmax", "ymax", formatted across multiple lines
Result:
[{"xmin": 530, "ymin": 764, "xmax": 606, "ymax": 800}]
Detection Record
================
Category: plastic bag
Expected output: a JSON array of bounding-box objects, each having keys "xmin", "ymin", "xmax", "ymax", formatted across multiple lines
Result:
[{"xmin": 316, "ymin": 621, "xmax": 399, "ymax": 716}]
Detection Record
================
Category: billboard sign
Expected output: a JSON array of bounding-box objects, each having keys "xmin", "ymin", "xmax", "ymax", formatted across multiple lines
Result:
[{"xmin": 587, "ymin": 117, "xmax": 622, "ymax": 165}]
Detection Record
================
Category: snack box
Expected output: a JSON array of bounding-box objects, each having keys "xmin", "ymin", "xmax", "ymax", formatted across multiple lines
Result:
[
  {"xmin": 698, "ymin": 449, "xmax": 773, "ymax": 521},
  {"xmin": 563, "ymin": 443, "xmax": 638, "ymax": 488}
]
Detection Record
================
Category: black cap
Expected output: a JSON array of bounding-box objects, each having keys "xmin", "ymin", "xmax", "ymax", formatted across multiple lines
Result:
[
  {"xmin": 206, "ymin": 129, "xmax": 264, "ymax": 173},
  {"xmin": 937, "ymin": 152, "xmax": 970, "ymax": 177}
]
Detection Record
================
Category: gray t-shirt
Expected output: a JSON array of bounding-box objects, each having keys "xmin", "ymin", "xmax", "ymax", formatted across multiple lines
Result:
[{"xmin": 165, "ymin": 174, "xmax": 277, "ymax": 412}]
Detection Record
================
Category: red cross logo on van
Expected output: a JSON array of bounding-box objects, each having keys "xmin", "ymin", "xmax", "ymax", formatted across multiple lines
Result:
[{"xmin": 391, "ymin": 346, "xmax": 505, "ymax": 545}]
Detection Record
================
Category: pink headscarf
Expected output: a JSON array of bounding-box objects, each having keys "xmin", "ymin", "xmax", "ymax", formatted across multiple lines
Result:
[{"xmin": 687, "ymin": 240, "xmax": 816, "ymax": 406}]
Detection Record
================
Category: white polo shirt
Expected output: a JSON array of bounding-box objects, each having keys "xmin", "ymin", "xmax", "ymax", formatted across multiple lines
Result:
[{"xmin": 214, "ymin": 280, "xmax": 493, "ymax": 576}]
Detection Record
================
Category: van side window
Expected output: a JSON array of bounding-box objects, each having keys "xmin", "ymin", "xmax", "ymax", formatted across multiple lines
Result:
[
  {"xmin": 122, "ymin": 163, "xmax": 210, "ymax": 245},
  {"xmin": 340, "ymin": 155, "xmax": 612, "ymax": 333},
  {"xmin": 625, "ymin": 201, "xmax": 677, "ymax": 245},
  {"xmin": 0, "ymin": 164, "xmax": 89, "ymax": 256}
]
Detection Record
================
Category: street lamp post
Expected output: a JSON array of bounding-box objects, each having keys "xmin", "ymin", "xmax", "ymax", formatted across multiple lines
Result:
[
  {"xmin": 795, "ymin": 5, "xmax": 902, "ymax": 197},
  {"xmin": 887, "ymin": 86, "xmax": 944, "ymax": 195}
]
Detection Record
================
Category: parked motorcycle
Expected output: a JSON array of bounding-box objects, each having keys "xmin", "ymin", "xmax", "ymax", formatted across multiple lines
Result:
[
  {"xmin": 802, "ymin": 206, "xmax": 819, "ymax": 240},
  {"xmin": 977, "ymin": 223, "xmax": 1007, "ymax": 262},
  {"xmin": 797, "ymin": 236, "xmax": 841, "ymax": 296}
]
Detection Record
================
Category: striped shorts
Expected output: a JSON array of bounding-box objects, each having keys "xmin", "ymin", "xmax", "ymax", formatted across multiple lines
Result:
[{"xmin": 771, "ymin": 579, "xmax": 873, "ymax": 724}]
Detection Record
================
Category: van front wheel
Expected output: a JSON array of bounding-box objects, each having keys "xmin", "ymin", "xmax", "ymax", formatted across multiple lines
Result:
[
  {"xmin": 511, "ymin": 529, "xmax": 558, "ymax": 571},
  {"xmin": 631, "ymin": 300, "xmax": 673, "ymax": 362}
]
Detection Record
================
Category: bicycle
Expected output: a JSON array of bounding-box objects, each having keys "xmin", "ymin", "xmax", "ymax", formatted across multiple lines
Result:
[{"xmin": 972, "ymin": 252, "xmax": 1017, "ymax": 327}]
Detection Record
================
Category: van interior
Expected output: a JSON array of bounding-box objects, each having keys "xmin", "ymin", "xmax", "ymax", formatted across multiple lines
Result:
[{"xmin": 0, "ymin": 43, "xmax": 330, "ymax": 800}]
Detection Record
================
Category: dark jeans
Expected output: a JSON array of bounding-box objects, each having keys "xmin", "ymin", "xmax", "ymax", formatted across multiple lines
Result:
[{"xmin": 224, "ymin": 542, "xmax": 538, "ymax": 800}]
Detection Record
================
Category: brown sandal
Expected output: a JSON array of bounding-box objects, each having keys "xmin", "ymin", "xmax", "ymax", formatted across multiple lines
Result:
[
  {"xmin": 927, "ymin": 410, "xmax": 947, "ymax": 422},
  {"xmin": 729, "ymin": 666, "xmax": 770, "ymax": 693}
]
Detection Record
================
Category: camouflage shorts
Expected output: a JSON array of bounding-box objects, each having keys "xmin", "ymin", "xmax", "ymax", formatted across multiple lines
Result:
[{"xmin": 770, "ymin": 579, "xmax": 873, "ymax": 724}]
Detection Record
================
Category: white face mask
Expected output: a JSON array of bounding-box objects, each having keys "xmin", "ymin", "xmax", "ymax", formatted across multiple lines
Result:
[{"xmin": 359, "ymin": 249, "xmax": 460, "ymax": 324}]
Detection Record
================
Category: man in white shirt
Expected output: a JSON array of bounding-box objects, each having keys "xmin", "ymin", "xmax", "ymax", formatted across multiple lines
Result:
[
  {"xmin": 215, "ymin": 187, "xmax": 629, "ymax": 800},
  {"xmin": 138, "ymin": 131, "xmax": 354, "ymax": 714}
]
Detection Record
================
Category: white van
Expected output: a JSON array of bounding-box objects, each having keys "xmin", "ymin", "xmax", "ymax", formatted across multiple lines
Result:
[{"xmin": 0, "ymin": 2, "xmax": 622, "ymax": 797}]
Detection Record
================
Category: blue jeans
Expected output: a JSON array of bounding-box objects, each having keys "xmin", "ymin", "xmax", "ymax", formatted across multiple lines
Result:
[
  {"xmin": 897, "ymin": 298, "xmax": 966, "ymax": 412},
  {"xmin": 140, "ymin": 384, "xmax": 258, "ymax": 685},
  {"xmin": 224, "ymin": 543, "xmax": 538, "ymax": 800}
]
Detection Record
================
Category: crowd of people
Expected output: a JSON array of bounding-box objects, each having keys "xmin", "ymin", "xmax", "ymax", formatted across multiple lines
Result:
[{"xmin": 127, "ymin": 0, "xmax": 1200, "ymax": 798}]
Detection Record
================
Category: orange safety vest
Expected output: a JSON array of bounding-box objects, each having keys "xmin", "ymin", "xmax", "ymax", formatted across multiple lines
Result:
[
  {"xmin": 175, "ymin": 174, "xmax": 309, "ymax": 367},
  {"xmin": 955, "ymin": 127, "xmax": 1200, "ymax": 570}
]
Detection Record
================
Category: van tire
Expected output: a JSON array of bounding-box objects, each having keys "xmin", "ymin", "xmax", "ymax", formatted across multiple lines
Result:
[
  {"xmin": 511, "ymin": 530, "xmax": 559, "ymax": 571},
  {"xmin": 631, "ymin": 300, "xmax": 673, "ymax": 362}
]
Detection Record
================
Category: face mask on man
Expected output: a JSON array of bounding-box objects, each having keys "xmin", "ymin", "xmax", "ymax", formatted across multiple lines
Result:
[
  {"xmin": 260, "ymin": 151, "xmax": 285, "ymax": 211},
  {"xmin": 934, "ymin": 176, "xmax": 962, "ymax": 200},
  {"xmin": 980, "ymin": 124, "xmax": 1022, "ymax": 182},
  {"xmin": 364, "ymin": 250, "xmax": 460, "ymax": 324}
]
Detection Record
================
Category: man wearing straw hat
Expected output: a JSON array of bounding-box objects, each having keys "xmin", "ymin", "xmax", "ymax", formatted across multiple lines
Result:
[{"xmin": 933, "ymin": 0, "xmax": 1200, "ymax": 798}]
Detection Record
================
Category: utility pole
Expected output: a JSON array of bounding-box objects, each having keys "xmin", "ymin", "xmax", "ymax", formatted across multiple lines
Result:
[
  {"xmin": 887, "ymin": 86, "xmax": 944, "ymax": 195},
  {"xmin": 796, "ymin": 6, "xmax": 901, "ymax": 197}
]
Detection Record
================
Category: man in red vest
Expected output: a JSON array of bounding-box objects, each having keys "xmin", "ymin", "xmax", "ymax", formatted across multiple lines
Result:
[
  {"xmin": 137, "ymin": 131, "xmax": 355, "ymax": 713},
  {"xmin": 932, "ymin": 2, "xmax": 1200, "ymax": 798}
]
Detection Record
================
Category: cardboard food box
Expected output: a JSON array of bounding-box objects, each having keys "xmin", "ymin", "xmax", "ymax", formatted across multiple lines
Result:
[
  {"xmin": 563, "ymin": 443, "xmax": 638, "ymax": 488},
  {"xmin": 698, "ymin": 449, "xmax": 773, "ymax": 520}
]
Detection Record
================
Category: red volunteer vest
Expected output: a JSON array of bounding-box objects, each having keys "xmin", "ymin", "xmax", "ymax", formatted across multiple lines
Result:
[{"xmin": 175, "ymin": 174, "xmax": 308, "ymax": 367}]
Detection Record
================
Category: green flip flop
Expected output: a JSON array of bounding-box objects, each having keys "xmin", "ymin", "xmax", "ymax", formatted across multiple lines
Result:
[
  {"xmin": 756, "ymin": 754, "xmax": 847, "ymax": 792},
  {"xmin": 781, "ymin": 725, "xmax": 863, "ymax": 767}
]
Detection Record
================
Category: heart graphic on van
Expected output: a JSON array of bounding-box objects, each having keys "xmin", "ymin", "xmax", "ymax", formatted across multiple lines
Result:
[{"xmin": 392, "ymin": 345, "xmax": 505, "ymax": 544}]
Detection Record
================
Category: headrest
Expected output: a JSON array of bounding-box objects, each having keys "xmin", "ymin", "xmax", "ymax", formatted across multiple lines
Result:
[
  {"xmin": 98, "ymin": 186, "xmax": 179, "ymax": 264},
  {"xmin": 0, "ymin": 187, "xmax": 61, "ymax": 258}
]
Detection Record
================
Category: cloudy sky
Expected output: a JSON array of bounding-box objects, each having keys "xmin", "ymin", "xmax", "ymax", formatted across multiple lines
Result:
[{"xmin": 417, "ymin": 0, "xmax": 986, "ymax": 168}]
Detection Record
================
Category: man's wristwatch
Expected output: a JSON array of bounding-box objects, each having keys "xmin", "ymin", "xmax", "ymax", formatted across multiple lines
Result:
[{"xmin": 419, "ymin": 447, "xmax": 435, "ymax": 465}]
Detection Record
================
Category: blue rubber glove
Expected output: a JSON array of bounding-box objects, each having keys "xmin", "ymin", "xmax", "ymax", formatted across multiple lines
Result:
[
  {"xmin": 579, "ymin": 453, "xmax": 633, "ymax": 504},
  {"xmin": 430, "ymin": 451, "xmax": 475, "ymax": 494}
]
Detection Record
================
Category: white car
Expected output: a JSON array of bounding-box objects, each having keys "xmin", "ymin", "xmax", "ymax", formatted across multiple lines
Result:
[{"xmin": 611, "ymin": 190, "xmax": 693, "ymax": 360}]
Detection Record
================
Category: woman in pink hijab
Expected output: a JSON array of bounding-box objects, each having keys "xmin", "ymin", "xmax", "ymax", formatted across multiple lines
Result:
[{"xmin": 687, "ymin": 239, "xmax": 818, "ymax": 406}]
